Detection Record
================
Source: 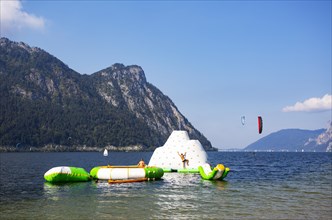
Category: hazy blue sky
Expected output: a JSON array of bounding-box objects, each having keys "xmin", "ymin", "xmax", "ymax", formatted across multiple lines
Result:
[{"xmin": 1, "ymin": 0, "xmax": 331, "ymax": 149}]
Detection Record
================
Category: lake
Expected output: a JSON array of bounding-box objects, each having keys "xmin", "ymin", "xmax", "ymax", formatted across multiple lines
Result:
[{"xmin": 0, "ymin": 152, "xmax": 331, "ymax": 219}]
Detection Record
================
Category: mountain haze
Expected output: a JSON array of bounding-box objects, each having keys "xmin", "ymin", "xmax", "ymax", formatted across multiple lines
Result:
[{"xmin": 0, "ymin": 38, "xmax": 213, "ymax": 151}]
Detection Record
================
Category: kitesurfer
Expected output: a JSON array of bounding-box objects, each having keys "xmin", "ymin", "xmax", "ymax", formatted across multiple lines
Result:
[
  {"xmin": 177, "ymin": 152, "xmax": 189, "ymax": 168},
  {"xmin": 258, "ymin": 116, "xmax": 263, "ymax": 134},
  {"xmin": 241, "ymin": 116, "xmax": 245, "ymax": 125},
  {"xmin": 137, "ymin": 159, "xmax": 145, "ymax": 168}
]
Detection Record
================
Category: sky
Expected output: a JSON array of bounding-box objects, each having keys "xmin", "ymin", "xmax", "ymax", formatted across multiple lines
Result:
[{"xmin": 1, "ymin": 0, "xmax": 331, "ymax": 149}]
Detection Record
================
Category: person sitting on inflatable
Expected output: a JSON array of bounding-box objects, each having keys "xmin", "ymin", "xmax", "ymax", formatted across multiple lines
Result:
[{"xmin": 137, "ymin": 159, "xmax": 146, "ymax": 167}]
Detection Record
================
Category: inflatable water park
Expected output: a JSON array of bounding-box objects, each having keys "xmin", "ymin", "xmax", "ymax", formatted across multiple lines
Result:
[{"xmin": 44, "ymin": 130, "xmax": 230, "ymax": 184}]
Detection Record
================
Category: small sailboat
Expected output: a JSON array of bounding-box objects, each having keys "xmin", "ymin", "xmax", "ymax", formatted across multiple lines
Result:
[{"xmin": 103, "ymin": 149, "xmax": 108, "ymax": 156}]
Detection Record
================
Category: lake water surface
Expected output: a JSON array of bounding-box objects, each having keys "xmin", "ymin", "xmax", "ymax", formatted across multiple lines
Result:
[{"xmin": 0, "ymin": 152, "xmax": 331, "ymax": 219}]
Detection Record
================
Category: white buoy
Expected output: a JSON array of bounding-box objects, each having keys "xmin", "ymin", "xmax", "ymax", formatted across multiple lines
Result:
[{"xmin": 103, "ymin": 149, "xmax": 108, "ymax": 156}]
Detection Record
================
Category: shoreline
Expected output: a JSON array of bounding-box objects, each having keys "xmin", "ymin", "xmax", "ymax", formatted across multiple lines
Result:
[
  {"xmin": 0, "ymin": 145, "xmax": 148, "ymax": 153},
  {"xmin": 0, "ymin": 145, "xmax": 218, "ymax": 153}
]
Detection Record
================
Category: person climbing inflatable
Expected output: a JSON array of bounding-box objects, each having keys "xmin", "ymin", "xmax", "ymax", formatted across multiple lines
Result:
[{"xmin": 178, "ymin": 152, "xmax": 189, "ymax": 168}]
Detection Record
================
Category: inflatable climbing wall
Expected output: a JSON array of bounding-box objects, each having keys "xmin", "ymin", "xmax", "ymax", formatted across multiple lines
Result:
[{"xmin": 148, "ymin": 130, "xmax": 208, "ymax": 170}]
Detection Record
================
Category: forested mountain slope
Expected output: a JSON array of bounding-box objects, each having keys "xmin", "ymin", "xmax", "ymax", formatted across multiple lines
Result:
[{"xmin": 0, "ymin": 38, "xmax": 213, "ymax": 151}]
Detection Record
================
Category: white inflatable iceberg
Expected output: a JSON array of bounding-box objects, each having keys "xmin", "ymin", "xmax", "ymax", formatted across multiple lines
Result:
[{"xmin": 148, "ymin": 130, "xmax": 208, "ymax": 173}]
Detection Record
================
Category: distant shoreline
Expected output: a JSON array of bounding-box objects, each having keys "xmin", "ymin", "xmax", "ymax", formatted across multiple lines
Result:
[
  {"xmin": 1, "ymin": 147, "xmax": 327, "ymax": 153},
  {"xmin": 0, "ymin": 145, "xmax": 147, "ymax": 153},
  {"xmin": 0, "ymin": 145, "xmax": 218, "ymax": 153}
]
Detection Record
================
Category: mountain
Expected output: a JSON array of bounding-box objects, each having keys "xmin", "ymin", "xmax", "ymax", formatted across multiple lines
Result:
[
  {"xmin": 304, "ymin": 122, "xmax": 332, "ymax": 152},
  {"xmin": 244, "ymin": 125, "xmax": 331, "ymax": 152},
  {"xmin": 0, "ymin": 37, "xmax": 214, "ymax": 151}
]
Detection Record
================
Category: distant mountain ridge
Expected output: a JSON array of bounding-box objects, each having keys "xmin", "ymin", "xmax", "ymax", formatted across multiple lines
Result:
[
  {"xmin": 0, "ymin": 37, "xmax": 214, "ymax": 151},
  {"xmin": 244, "ymin": 124, "xmax": 331, "ymax": 152}
]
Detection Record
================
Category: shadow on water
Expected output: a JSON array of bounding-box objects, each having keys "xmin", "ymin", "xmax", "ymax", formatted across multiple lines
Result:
[{"xmin": 200, "ymin": 179, "xmax": 230, "ymax": 191}]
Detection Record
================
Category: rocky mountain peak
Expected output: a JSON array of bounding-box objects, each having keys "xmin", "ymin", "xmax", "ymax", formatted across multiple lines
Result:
[
  {"xmin": 0, "ymin": 38, "xmax": 83, "ymax": 102},
  {"xmin": 99, "ymin": 63, "xmax": 146, "ymax": 84},
  {"xmin": 0, "ymin": 37, "xmax": 41, "ymax": 54},
  {"xmin": 91, "ymin": 63, "xmax": 213, "ymax": 149},
  {"xmin": 305, "ymin": 121, "xmax": 332, "ymax": 151}
]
